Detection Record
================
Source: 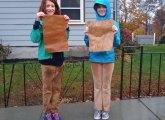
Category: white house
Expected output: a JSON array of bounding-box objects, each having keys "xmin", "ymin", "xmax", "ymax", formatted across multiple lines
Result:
[{"xmin": 0, "ymin": 0, "xmax": 120, "ymax": 58}]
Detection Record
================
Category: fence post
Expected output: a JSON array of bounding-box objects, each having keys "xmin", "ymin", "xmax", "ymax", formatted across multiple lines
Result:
[
  {"xmin": 157, "ymin": 54, "xmax": 162, "ymax": 96},
  {"xmin": 23, "ymin": 63, "xmax": 27, "ymax": 106},
  {"xmin": 148, "ymin": 54, "xmax": 153, "ymax": 95},
  {"xmin": 129, "ymin": 54, "xmax": 133, "ymax": 98},
  {"xmin": 82, "ymin": 60, "xmax": 85, "ymax": 102},
  {"xmin": 138, "ymin": 46, "xmax": 143, "ymax": 98},
  {"xmin": 120, "ymin": 47, "xmax": 125, "ymax": 99},
  {"xmin": 3, "ymin": 64, "xmax": 6, "ymax": 107},
  {"xmin": 6, "ymin": 64, "xmax": 15, "ymax": 106}
]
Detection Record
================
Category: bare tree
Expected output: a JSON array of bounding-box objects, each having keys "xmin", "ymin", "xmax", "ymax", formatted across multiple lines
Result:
[
  {"xmin": 119, "ymin": 0, "xmax": 128, "ymax": 23},
  {"xmin": 120, "ymin": 0, "xmax": 160, "ymax": 34},
  {"xmin": 153, "ymin": 8, "xmax": 165, "ymax": 41}
]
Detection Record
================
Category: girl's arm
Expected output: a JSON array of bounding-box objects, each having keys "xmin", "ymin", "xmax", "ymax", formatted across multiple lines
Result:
[
  {"xmin": 84, "ymin": 35, "xmax": 89, "ymax": 47},
  {"xmin": 66, "ymin": 27, "xmax": 70, "ymax": 39},
  {"xmin": 84, "ymin": 26, "xmax": 89, "ymax": 47},
  {"xmin": 113, "ymin": 21, "xmax": 121, "ymax": 47},
  {"xmin": 30, "ymin": 21, "xmax": 42, "ymax": 43},
  {"xmin": 64, "ymin": 15, "xmax": 70, "ymax": 39},
  {"xmin": 30, "ymin": 12, "xmax": 45, "ymax": 43}
]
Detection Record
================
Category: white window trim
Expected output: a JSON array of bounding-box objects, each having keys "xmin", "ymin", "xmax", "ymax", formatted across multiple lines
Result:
[{"xmin": 57, "ymin": 0, "xmax": 84, "ymax": 24}]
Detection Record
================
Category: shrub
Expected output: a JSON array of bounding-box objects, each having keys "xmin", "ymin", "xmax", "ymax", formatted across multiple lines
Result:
[
  {"xmin": 120, "ymin": 28, "xmax": 139, "ymax": 53},
  {"xmin": 159, "ymin": 35, "xmax": 165, "ymax": 44},
  {"xmin": 0, "ymin": 44, "xmax": 11, "ymax": 61}
]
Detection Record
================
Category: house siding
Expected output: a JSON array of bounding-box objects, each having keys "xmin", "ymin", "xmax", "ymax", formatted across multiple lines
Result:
[
  {"xmin": 0, "ymin": 0, "xmax": 40, "ymax": 46},
  {"xmin": 0, "ymin": 0, "xmax": 116, "ymax": 47}
]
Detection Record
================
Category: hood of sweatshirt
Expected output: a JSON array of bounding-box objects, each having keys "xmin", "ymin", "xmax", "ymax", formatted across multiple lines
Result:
[{"xmin": 93, "ymin": 0, "xmax": 111, "ymax": 21}]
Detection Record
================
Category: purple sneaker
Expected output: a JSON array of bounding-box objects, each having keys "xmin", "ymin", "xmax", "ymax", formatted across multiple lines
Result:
[
  {"xmin": 43, "ymin": 113, "xmax": 52, "ymax": 120},
  {"xmin": 52, "ymin": 112, "xmax": 61, "ymax": 120}
]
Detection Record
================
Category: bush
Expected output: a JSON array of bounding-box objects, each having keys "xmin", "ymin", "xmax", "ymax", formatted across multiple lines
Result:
[
  {"xmin": 0, "ymin": 44, "xmax": 11, "ymax": 61},
  {"xmin": 120, "ymin": 28, "xmax": 139, "ymax": 53},
  {"xmin": 159, "ymin": 35, "xmax": 165, "ymax": 44}
]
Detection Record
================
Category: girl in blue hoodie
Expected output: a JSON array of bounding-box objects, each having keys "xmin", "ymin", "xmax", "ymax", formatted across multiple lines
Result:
[{"xmin": 84, "ymin": 0, "xmax": 120, "ymax": 119}]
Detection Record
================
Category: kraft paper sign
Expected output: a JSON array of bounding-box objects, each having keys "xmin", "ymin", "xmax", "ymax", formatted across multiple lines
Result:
[
  {"xmin": 86, "ymin": 20, "xmax": 115, "ymax": 52},
  {"xmin": 42, "ymin": 15, "xmax": 69, "ymax": 53}
]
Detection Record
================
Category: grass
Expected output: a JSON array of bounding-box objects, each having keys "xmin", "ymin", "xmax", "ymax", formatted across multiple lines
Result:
[
  {"xmin": 0, "ymin": 45, "xmax": 165, "ymax": 106},
  {"xmin": 143, "ymin": 44, "xmax": 165, "ymax": 52}
]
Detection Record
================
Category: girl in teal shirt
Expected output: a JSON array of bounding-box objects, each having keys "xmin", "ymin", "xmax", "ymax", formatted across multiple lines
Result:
[{"xmin": 30, "ymin": 0, "xmax": 69, "ymax": 120}]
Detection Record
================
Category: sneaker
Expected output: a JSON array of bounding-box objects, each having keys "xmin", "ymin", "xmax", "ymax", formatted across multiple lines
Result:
[
  {"xmin": 52, "ymin": 112, "xmax": 61, "ymax": 120},
  {"xmin": 94, "ymin": 110, "xmax": 101, "ymax": 120},
  {"xmin": 43, "ymin": 113, "xmax": 52, "ymax": 120},
  {"xmin": 102, "ymin": 111, "xmax": 109, "ymax": 120}
]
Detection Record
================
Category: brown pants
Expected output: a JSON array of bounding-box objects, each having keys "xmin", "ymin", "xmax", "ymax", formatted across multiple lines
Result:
[
  {"xmin": 41, "ymin": 65, "xmax": 63, "ymax": 113},
  {"xmin": 91, "ymin": 63, "xmax": 114, "ymax": 112}
]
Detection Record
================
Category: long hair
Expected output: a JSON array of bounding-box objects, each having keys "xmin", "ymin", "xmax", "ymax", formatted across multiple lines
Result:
[{"xmin": 39, "ymin": 0, "xmax": 61, "ymax": 15}]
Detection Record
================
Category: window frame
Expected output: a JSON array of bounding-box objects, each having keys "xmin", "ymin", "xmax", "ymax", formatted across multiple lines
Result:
[{"xmin": 57, "ymin": 0, "xmax": 84, "ymax": 24}]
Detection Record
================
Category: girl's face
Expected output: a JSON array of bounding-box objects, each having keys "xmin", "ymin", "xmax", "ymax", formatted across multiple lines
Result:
[
  {"xmin": 45, "ymin": 0, "xmax": 55, "ymax": 15},
  {"xmin": 96, "ymin": 4, "xmax": 106, "ymax": 17}
]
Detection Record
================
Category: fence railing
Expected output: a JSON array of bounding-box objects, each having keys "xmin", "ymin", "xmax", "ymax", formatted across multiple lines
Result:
[
  {"xmin": 0, "ymin": 57, "xmax": 89, "ymax": 107},
  {"xmin": 0, "ymin": 46, "xmax": 165, "ymax": 107},
  {"xmin": 120, "ymin": 46, "xmax": 165, "ymax": 99}
]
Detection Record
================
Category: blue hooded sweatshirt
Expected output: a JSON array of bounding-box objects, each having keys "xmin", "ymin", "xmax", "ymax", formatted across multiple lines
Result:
[{"xmin": 84, "ymin": 0, "xmax": 120, "ymax": 63}]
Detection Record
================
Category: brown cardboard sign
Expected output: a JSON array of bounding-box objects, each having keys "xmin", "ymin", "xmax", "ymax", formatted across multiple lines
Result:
[
  {"xmin": 42, "ymin": 15, "xmax": 69, "ymax": 53},
  {"xmin": 86, "ymin": 20, "xmax": 115, "ymax": 52}
]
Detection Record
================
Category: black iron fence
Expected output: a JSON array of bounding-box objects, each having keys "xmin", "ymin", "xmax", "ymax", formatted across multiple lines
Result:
[
  {"xmin": 0, "ymin": 57, "xmax": 90, "ymax": 107},
  {"xmin": 0, "ymin": 46, "xmax": 165, "ymax": 107},
  {"xmin": 120, "ymin": 46, "xmax": 165, "ymax": 99}
]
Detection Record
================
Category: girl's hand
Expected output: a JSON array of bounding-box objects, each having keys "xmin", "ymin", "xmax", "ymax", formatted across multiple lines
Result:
[
  {"xmin": 112, "ymin": 25, "xmax": 118, "ymax": 33},
  {"xmin": 36, "ymin": 12, "xmax": 45, "ymax": 21},
  {"xmin": 84, "ymin": 26, "xmax": 89, "ymax": 36},
  {"xmin": 64, "ymin": 15, "xmax": 70, "ymax": 28},
  {"xmin": 64, "ymin": 15, "xmax": 70, "ymax": 22}
]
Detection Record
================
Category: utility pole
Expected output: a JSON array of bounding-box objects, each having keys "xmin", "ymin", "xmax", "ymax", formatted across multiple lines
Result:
[
  {"xmin": 113, "ymin": 0, "xmax": 118, "ymax": 21},
  {"xmin": 160, "ymin": 0, "xmax": 165, "ymax": 36}
]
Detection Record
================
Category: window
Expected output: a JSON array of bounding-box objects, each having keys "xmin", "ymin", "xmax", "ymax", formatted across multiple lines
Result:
[{"xmin": 57, "ymin": 0, "xmax": 84, "ymax": 24}]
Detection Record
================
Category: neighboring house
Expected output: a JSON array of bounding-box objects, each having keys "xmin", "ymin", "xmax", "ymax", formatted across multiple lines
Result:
[
  {"xmin": 0, "ymin": 0, "xmax": 120, "ymax": 58},
  {"xmin": 135, "ymin": 34, "xmax": 155, "ymax": 45}
]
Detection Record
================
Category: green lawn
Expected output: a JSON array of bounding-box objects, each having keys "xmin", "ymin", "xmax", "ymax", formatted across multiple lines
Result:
[{"xmin": 143, "ymin": 45, "xmax": 165, "ymax": 52}]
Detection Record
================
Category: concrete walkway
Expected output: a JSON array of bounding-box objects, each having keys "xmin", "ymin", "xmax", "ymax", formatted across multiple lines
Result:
[{"xmin": 0, "ymin": 97, "xmax": 164, "ymax": 120}]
